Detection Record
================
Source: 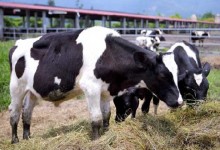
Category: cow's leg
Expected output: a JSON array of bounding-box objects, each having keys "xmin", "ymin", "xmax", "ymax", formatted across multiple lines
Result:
[
  {"xmin": 152, "ymin": 96, "xmax": 160, "ymax": 115},
  {"xmin": 131, "ymin": 98, "xmax": 139, "ymax": 118},
  {"xmin": 100, "ymin": 95, "xmax": 111, "ymax": 131},
  {"xmin": 22, "ymin": 92, "xmax": 37, "ymax": 140},
  {"xmin": 80, "ymin": 79, "xmax": 102, "ymax": 140},
  {"xmin": 87, "ymin": 93, "xmax": 102, "ymax": 140},
  {"xmin": 9, "ymin": 81, "xmax": 26, "ymax": 144},
  {"xmin": 141, "ymin": 91, "xmax": 153, "ymax": 114}
]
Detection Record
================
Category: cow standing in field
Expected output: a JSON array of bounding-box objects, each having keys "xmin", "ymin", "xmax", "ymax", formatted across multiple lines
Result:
[
  {"xmin": 114, "ymin": 41, "xmax": 211, "ymax": 120},
  {"xmin": 191, "ymin": 31, "xmax": 210, "ymax": 47},
  {"xmin": 136, "ymin": 29, "xmax": 165, "ymax": 51},
  {"xmin": 8, "ymin": 26, "xmax": 183, "ymax": 144}
]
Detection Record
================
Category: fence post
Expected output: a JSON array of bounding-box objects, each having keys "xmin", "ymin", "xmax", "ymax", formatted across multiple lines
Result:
[
  {"xmin": 0, "ymin": 8, "xmax": 4, "ymax": 40},
  {"xmin": 42, "ymin": 11, "xmax": 47, "ymax": 33},
  {"xmin": 13, "ymin": 28, "xmax": 16, "ymax": 40}
]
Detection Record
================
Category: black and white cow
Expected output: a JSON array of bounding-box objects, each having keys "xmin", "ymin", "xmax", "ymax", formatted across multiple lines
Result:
[
  {"xmin": 113, "ymin": 87, "xmax": 147, "ymax": 122},
  {"xmin": 8, "ymin": 26, "xmax": 183, "ymax": 144},
  {"xmin": 191, "ymin": 31, "xmax": 210, "ymax": 47},
  {"xmin": 141, "ymin": 29, "xmax": 163, "ymax": 36},
  {"xmin": 137, "ymin": 29, "xmax": 165, "ymax": 51},
  {"xmin": 114, "ymin": 41, "xmax": 211, "ymax": 120}
]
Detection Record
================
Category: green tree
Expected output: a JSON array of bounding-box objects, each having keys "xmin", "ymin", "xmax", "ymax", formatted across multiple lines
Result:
[
  {"xmin": 4, "ymin": 17, "xmax": 22, "ymax": 27},
  {"xmin": 200, "ymin": 12, "xmax": 215, "ymax": 22},
  {"xmin": 170, "ymin": 13, "xmax": 182, "ymax": 19}
]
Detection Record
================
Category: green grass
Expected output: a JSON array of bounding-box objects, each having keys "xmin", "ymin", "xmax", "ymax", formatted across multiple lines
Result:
[
  {"xmin": 207, "ymin": 69, "xmax": 220, "ymax": 100},
  {"xmin": 0, "ymin": 41, "xmax": 14, "ymax": 111}
]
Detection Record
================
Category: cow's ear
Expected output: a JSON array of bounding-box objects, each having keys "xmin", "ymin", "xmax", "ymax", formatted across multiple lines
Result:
[
  {"xmin": 133, "ymin": 52, "xmax": 156, "ymax": 69},
  {"xmin": 202, "ymin": 62, "xmax": 211, "ymax": 77}
]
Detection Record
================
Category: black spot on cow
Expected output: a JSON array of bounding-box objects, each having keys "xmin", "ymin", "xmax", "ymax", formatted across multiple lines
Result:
[
  {"xmin": 15, "ymin": 56, "xmax": 25, "ymax": 78},
  {"xmin": 9, "ymin": 46, "xmax": 17, "ymax": 73},
  {"xmin": 33, "ymin": 30, "xmax": 83, "ymax": 99},
  {"xmin": 94, "ymin": 35, "xmax": 143, "ymax": 95}
]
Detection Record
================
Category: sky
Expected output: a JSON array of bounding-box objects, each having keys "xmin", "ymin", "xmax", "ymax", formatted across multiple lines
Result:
[{"xmin": 1, "ymin": 0, "xmax": 219, "ymax": 18}]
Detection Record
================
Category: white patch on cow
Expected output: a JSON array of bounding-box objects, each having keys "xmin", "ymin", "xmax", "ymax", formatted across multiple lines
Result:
[
  {"xmin": 195, "ymin": 31, "xmax": 204, "ymax": 36},
  {"xmin": 162, "ymin": 53, "xmax": 183, "ymax": 105},
  {"xmin": 9, "ymin": 37, "xmax": 42, "ymax": 126},
  {"xmin": 54, "ymin": 76, "xmax": 61, "ymax": 85},
  {"xmin": 12, "ymin": 37, "xmax": 42, "ymax": 99},
  {"xmin": 167, "ymin": 42, "xmax": 198, "ymax": 65},
  {"xmin": 194, "ymin": 73, "xmax": 203, "ymax": 86},
  {"xmin": 117, "ymin": 89, "xmax": 127, "ymax": 96},
  {"xmin": 146, "ymin": 29, "xmax": 163, "ymax": 36},
  {"xmin": 76, "ymin": 26, "xmax": 120, "ymax": 122},
  {"xmin": 141, "ymin": 29, "xmax": 147, "ymax": 35},
  {"xmin": 136, "ymin": 36, "xmax": 155, "ymax": 51},
  {"xmin": 136, "ymin": 80, "xmax": 147, "ymax": 88},
  {"xmin": 195, "ymin": 31, "xmax": 210, "ymax": 37},
  {"xmin": 116, "ymin": 80, "xmax": 148, "ymax": 97}
]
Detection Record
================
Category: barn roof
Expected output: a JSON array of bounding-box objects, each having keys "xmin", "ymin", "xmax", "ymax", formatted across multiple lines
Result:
[{"xmin": 0, "ymin": 1, "xmax": 218, "ymax": 25}]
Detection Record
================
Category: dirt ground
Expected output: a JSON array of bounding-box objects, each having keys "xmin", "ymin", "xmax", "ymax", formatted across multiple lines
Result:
[
  {"xmin": 201, "ymin": 55, "xmax": 220, "ymax": 69},
  {"xmin": 0, "ymin": 97, "xmax": 170, "ymax": 143}
]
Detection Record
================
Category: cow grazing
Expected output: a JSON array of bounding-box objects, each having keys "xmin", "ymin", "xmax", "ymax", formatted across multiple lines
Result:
[
  {"xmin": 8, "ymin": 26, "xmax": 183, "ymax": 144},
  {"xmin": 113, "ymin": 87, "xmax": 147, "ymax": 122},
  {"xmin": 114, "ymin": 41, "xmax": 211, "ymax": 120},
  {"xmin": 142, "ymin": 41, "xmax": 211, "ymax": 113},
  {"xmin": 191, "ymin": 31, "xmax": 210, "ymax": 47}
]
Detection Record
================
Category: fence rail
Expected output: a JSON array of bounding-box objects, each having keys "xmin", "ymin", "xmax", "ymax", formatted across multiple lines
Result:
[{"xmin": 2, "ymin": 27, "xmax": 220, "ymax": 49}]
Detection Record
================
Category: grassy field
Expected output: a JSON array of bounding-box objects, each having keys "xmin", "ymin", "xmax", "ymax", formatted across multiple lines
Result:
[
  {"xmin": 207, "ymin": 69, "xmax": 220, "ymax": 100},
  {"xmin": 0, "ymin": 41, "xmax": 14, "ymax": 111}
]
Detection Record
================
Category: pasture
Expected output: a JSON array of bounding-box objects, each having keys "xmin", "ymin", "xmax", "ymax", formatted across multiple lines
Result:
[{"xmin": 0, "ymin": 40, "xmax": 220, "ymax": 149}]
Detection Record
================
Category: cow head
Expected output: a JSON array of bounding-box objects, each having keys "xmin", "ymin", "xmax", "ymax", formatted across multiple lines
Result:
[
  {"xmin": 113, "ymin": 87, "xmax": 140, "ymax": 122},
  {"xmin": 159, "ymin": 36, "xmax": 166, "ymax": 41},
  {"xmin": 178, "ymin": 62, "xmax": 211, "ymax": 101},
  {"xmin": 134, "ymin": 52, "xmax": 183, "ymax": 108}
]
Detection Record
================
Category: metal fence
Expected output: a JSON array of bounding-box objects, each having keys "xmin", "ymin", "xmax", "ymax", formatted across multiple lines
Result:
[{"xmin": 3, "ymin": 27, "xmax": 220, "ymax": 54}]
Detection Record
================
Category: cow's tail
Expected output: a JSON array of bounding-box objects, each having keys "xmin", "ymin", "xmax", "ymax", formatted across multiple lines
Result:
[{"xmin": 8, "ymin": 46, "xmax": 17, "ymax": 73}]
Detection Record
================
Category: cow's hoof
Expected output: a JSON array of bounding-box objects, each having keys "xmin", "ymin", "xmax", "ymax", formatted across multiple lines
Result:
[
  {"xmin": 103, "ymin": 121, "xmax": 109, "ymax": 132},
  {"xmin": 103, "ymin": 126, "xmax": 109, "ymax": 132},
  {"xmin": 142, "ymin": 111, "xmax": 148, "ymax": 115},
  {"xmin": 91, "ymin": 132, "xmax": 100, "ymax": 140},
  {"xmin": 11, "ymin": 137, "xmax": 19, "ymax": 144},
  {"xmin": 23, "ymin": 133, "xmax": 31, "ymax": 140},
  {"xmin": 91, "ymin": 120, "xmax": 102, "ymax": 140}
]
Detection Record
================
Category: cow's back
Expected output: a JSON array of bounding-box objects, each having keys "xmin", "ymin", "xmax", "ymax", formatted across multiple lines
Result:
[{"xmin": 167, "ymin": 41, "xmax": 201, "ymax": 70}]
